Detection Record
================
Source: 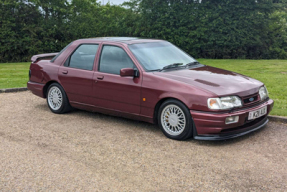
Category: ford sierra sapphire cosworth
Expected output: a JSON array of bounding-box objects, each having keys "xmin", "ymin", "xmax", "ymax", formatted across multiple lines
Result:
[{"xmin": 28, "ymin": 37, "xmax": 274, "ymax": 140}]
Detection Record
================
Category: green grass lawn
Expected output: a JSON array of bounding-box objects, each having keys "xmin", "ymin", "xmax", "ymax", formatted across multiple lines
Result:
[
  {"xmin": 0, "ymin": 60, "xmax": 286, "ymax": 116},
  {"xmin": 0, "ymin": 62, "xmax": 30, "ymax": 89}
]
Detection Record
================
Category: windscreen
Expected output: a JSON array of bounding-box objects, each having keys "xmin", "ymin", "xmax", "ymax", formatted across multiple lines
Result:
[{"xmin": 128, "ymin": 42, "xmax": 196, "ymax": 71}]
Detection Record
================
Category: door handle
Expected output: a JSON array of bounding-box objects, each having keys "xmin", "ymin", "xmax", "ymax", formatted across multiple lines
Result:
[
  {"xmin": 97, "ymin": 75, "xmax": 104, "ymax": 80},
  {"xmin": 62, "ymin": 70, "xmax": 68, "ymax": 74}
]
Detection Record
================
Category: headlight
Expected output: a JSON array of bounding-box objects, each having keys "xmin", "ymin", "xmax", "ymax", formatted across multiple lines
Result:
[
  {"xmin": 259, "ymin": 86, "xmax": 268, "ymax": 101},
  {"xmin": 208, "ymin": 96, "xmax": 242, "ymax": 110}
]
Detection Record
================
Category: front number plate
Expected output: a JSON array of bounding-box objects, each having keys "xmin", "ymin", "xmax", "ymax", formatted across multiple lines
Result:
[{"xmin": 248, "ymin": 106, "xmax": 267, "ymax": 120}]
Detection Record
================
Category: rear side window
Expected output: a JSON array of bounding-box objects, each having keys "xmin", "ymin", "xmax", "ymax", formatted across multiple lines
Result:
[
  {"xmin": 67, "ymin": 44, "xmax": 99, "ymax": 70},
  {"xmin": 99, "ymin": 45, "xmax": 135, "ymax": 75},
  {"xmin": 51, "ymin": 42, "xmax": 72, "ymax": 63}
]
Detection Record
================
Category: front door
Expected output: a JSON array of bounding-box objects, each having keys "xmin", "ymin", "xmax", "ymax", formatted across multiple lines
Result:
[
  {"xmin": 92, "ymin": 45, "xmax": 141, "ymax": 114},
  {"xmin": 58, "ymin": 44, "xmax": 99, "ymax": 105}
]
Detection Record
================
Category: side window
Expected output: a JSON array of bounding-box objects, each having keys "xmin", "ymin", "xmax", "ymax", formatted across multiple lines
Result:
[
  {"xmin": 51, "ymin": 42, "xmax": 72, "ymax": 63},
  {"xmin": 99, "ymin": 45, "xmax": 135, "ymax": 75},
  {"xmin": 68, "ymin": 44, "xmax": 99, "ymax": 70}
]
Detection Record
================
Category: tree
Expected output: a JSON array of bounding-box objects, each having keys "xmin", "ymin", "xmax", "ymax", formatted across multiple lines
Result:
[
  {"xmin": 132, "ymin": 0, "xmax": 287, "ymax": 59},
  {"xmin": 0, "ymin": 0, "xmax": 42, "ymax": 62},
  {"xmin": 1, "ymin": 0, "xmax": 287, "ymax": 62}
]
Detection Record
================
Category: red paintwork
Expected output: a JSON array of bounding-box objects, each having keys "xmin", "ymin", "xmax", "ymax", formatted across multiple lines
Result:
[
  {"xmin": 120, "ymin": 68, "xmax": 134, "ymax": 77},
  {"xmin": 27, "ymin": 37, "xmax": 274, "ymax": 136}
]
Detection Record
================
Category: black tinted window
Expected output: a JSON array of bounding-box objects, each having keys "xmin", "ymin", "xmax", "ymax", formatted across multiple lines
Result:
[
  {"xmin": 99, "ymin": 46, "xmax": 135, "ymax": 75},
  {"xmin": 69, "ymin": 44, "xmax": 99, "ymax": 70}
]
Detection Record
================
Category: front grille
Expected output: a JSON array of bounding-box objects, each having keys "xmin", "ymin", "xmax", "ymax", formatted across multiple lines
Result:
[
  {"xmin": 242, "ymin": 93, "xmax": 261, "ymax": 107},
  {"xmin": 243, "ymin": 95, "xmax": 258, "ymax": 104}
]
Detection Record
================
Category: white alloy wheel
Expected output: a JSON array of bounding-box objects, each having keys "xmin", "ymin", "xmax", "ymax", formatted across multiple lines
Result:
[
  {"xmin": 160, "ymin": 104, "xmax": 186, "ymax": 136},
  {"xmin": 48, "ymin": 86, "xmax": 63, "ymax": 111}
]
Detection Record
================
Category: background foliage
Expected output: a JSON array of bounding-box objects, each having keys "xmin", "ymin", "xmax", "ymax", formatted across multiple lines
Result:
[{"xmin": 1, "ymin": 0, "xmax": 287, "ymax": 62}]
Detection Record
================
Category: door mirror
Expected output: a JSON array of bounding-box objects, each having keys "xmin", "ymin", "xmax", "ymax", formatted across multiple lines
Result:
[{"xmin": 120, "ymin": 68, "xmax": 135, "ymax": 77}]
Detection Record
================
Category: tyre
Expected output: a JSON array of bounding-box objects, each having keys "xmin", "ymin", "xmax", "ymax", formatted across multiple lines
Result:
[
  {"xmin": 46, "ymin": 83, "xmax": 72, "ymax": 114},
  {"xmin": 158, "ymin": 99, "xmax": 193, "ymax": 140}
]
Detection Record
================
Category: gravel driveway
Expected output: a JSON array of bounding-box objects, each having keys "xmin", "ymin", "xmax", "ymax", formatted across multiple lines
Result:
[{"xmin": 0, "ymin": 91, "xmax": 286, "ymax": 191}]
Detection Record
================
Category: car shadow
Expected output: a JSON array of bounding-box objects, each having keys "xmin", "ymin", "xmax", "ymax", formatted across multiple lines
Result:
[
  {"xmin": 35, "ymin": 103, "xmax": 267, "ymax": 146},
  {"xmin": 35, "ymin": 103, "xmax": 159, "ymax": 133}
]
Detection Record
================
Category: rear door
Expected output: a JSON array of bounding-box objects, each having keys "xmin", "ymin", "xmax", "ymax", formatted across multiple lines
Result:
[
  {"xmin": 92, "ymin": 44, "xmax": 142, "ymax": 114},
  {"xmin": 58, "ymin": 44, "xmax": 99, "ymax": 105}
]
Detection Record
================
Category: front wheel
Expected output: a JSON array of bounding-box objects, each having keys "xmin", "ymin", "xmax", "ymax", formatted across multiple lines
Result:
[
  {"xmin": 47, "ymin": 83, "xmax": 72, "ymax": 114},
  {"xmin": 158, "ymin": 99, "xmax": 194, "ymax": 140}
]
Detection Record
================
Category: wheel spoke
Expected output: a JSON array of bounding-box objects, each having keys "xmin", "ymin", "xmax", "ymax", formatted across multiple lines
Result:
[
  {"xmin": 48, "ymin": 86, "xmax": 63, "ymax": 111},
  {"xmin": 161, "ymin": 104, "xmax": 186, "ymax": 136}
]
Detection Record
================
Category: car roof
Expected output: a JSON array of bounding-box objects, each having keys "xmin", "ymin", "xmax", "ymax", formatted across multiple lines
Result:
[{"xmin": 75, "ymin": 37, "xmax": 166, "ymax": 45}]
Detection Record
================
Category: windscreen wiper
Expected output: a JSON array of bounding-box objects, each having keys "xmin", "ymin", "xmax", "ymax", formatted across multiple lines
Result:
[
  {"xmin": 185, "ymin": 61, "xmax": 200, "ymax": 68},
  {"xmin": 159, "ymin": 63, "xmax": 183, "ymax": 71}
]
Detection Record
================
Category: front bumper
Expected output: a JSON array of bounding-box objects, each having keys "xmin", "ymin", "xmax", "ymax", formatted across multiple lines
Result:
[{"xmin": 190, "ymin": 99, "xmax": 274, "ymax": 140}]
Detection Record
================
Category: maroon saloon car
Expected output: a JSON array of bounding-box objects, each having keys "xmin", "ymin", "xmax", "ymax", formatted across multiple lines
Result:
[{"xmin": 28, "ymin": 37, "xmax": 274, "ymax": 140}]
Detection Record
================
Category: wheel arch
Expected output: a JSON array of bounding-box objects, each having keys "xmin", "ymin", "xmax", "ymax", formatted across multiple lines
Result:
[
  {"xmin": 153, "ymin": 97, "xmax": 190, "ymax": 125},
  {"xmin": 43, "ymin": 80, "xmax": 61, "ymax": 98}
]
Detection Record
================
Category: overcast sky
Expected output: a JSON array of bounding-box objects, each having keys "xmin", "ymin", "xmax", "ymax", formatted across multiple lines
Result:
[{"xmin": 101, "ymin": 0, "xmax": 127, "ymax": 5}]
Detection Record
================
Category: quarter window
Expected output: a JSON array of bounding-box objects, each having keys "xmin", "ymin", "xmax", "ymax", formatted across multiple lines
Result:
[
  {"xmin": 99, "ymin": 45, "xmax": 135, "ymax": 75},
  {"xmin": 68, "ymin": 44, "xmax": 99, "ymax": 70},
  {"xmin": 51, "ymin": 42, "xmax": 72, "ymax": 63}
]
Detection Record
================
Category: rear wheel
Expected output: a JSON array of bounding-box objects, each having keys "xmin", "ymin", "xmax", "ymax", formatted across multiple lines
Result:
[
  {"xmin": 158, "ymin": 99, "xmax": 193, "ymax": 140},
  {"xmin": 47, "ymin": 83, "xmax": 72, "ymax": 114}
]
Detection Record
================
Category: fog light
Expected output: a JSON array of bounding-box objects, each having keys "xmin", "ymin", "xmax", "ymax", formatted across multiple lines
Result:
[{"xmin": 225, "ymin": 116, "xmax": 239, "ymax": 124}]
